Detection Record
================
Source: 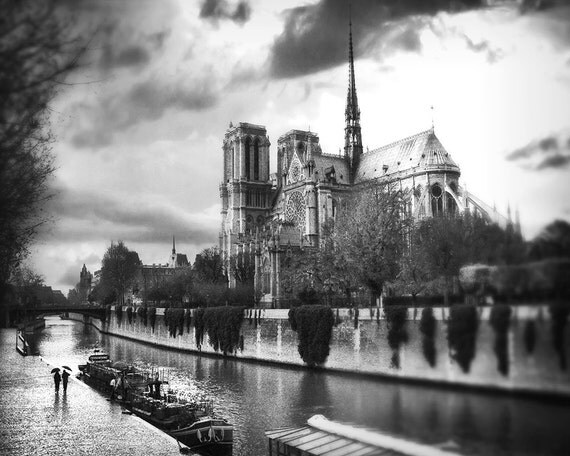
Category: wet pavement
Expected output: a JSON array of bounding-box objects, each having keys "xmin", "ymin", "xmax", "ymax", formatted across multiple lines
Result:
[{"xmin": 0, "ymin": 328, "xmax": 189, "ymax": 456}]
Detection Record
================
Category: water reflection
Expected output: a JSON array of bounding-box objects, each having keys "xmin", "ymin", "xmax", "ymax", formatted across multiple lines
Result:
[{"xmin": 34, "ymin": 318, "xmax": 570, "ymax": 456}]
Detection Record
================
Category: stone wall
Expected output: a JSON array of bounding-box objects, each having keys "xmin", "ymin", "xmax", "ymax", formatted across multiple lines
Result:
[{"xmin": 69, "ymin": 304, "xmax": 570, "ymax": 398}]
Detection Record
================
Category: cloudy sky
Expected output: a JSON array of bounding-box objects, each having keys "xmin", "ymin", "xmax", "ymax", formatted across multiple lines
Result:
[{"xmin": 32, "ymin": 0, "xmax": 570, "ymax": 293}]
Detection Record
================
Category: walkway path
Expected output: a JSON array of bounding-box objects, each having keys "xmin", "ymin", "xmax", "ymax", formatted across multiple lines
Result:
[{"xmin": 0, "ymin": 328, "xmax": 191, "ymax": 456}]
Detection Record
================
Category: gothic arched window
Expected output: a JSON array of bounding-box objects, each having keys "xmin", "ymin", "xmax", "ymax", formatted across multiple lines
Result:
[
  {"xmin": 285, "ymin": 191, "xmax": 306, "ymax": 230},
  {"xmin": 431, "ymin": 183, "xmax": 443, "ymax": 216},
  {"xmin": 288, "ymin": 154, "xmax": 302, "ymax": 185},
  {"xmin": 446, "ymin": 192, "xmax": 457, "ymax": 214},
  {"xmin": 254, "ymin": 138, "xmax": 260, "ymax": 181},
  {"xmin": 245, "ymin": 137, "xmax": 251, "ymax": 180}
]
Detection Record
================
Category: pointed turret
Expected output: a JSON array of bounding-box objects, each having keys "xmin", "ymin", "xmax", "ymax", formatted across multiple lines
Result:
[{"xmin": 344, "ymin": 15, "xmax": 363, "ymax": 183}]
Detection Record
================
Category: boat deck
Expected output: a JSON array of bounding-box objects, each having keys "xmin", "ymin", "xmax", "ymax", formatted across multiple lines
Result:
[{"xmin": 266, "ymin": 415, "xmax": 463, "ymax": 456}]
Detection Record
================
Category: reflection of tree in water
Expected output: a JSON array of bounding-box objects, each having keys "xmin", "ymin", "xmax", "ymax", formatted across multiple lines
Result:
[
  {"xmin": 452, "ymin": 396, "xmax": 480, "ymax": 442},
  {"xmin": 193, "ymin": 355, "xmax": 205, "ymax": 380},
  {"xmin": 389, "ymin": 388, "xmax": 404, "ymax": 435},
  {"xmin": 78, "ymin": 325, "xmax": 99, "ymax": 343},
  {"xmin": 423, "ymin": 394, "xmax": 440, "ymax": 436},
  {"xmin": 494, "ymin": 403, "xmax": 513, "ymax": 452},
  {"xmin": 292, "ymin": 371, "xmax": 332, "ymax": 422}
]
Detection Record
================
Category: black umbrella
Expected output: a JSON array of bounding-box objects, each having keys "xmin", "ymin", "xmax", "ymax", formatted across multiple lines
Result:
[
  {"xmin": 51, "ymin": 367, "xmax": 60, "ymax": 373},
  {"xmin": 62, "ymin": 365, "xmax": 72, "ymax": 371}
]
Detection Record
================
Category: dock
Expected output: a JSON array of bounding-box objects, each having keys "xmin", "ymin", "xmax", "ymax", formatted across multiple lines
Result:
[
  {"xmin": 266, "ymin": 415, "xmax": 463, "ymax": 456},
  {"xmin": 1, "ymin": 328, "xmax": 195, "ymax": 456}
]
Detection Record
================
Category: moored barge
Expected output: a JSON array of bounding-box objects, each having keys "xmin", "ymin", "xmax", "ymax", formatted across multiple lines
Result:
[{"xmin": 78, "ymin": 351, "xmax": 233, "ymax": 454}]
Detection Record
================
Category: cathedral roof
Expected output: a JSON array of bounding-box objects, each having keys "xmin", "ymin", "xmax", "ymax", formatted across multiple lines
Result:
[
  {"xmin": 355, "ymin": 129, "xmax": 460, "ymax": 183},
  {"xmin": 313, "ymin": 154, "xmax": 351, "ymax": 184},
  {"xmin": 174, "ymin": 253, "xmax": 189, "ymax": 267}
]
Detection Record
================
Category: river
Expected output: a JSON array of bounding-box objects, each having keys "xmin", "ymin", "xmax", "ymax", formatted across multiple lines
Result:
[{"xmin": 32, "ymin": 316, "xmax": 570, "ymax": 455}]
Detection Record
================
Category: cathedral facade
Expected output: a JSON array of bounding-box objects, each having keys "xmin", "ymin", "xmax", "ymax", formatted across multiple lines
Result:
[{"xmin": 219, "ymin": 24, "xmax": 513, "ymax": 306}]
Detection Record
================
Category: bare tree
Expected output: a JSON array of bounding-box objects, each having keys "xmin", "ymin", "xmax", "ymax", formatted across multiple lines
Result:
[
  {"xmin": 332, "ymin": 183, "xmax": 412, "ymax": 304},
  {"xmin": 229, "ymin": 251, "xmax": 255, "ymax": 285},
  {"xmin": 9, "ymin": 264, "xmax": 45, "ymax": 287},
  {"xmin": 193, "ymin": 247, "xmax": 227, "ymax": 284},
  {"xmin": 529, "ymin": 219, "xmax": 570, "ymax": 260},
  {"xmin": 100, "ymin": 241, "xmax": 142, "ymax": 305},
  {"xmin": 0, "ymin": 1, "xmax": 85, "ymax": 291}
]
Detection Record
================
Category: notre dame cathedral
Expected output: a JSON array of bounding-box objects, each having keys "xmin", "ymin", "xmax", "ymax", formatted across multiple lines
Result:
[{"xmin": 219, "ymin": 23, "xmax": 516, "ymax": 306}]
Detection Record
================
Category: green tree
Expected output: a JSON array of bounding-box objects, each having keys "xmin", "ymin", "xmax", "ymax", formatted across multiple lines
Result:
[
  {"xmin": 393, "ymin": 231, "xmax": 432, "ymax": 302},
  {"xmin": 146, "ymin": 282, "xmax": 169, "ymax": 305},
  {"xmin": 279, "ymin": 222, "xmax": 356, "ymax": 306},
  {"xmin": 100, "ymin": 241, "xmax": 141, "ymax": 305},
  {"xmin": 413, "ymin": 212, "xmax": 526, "ymax": 304},
  {"xmin": 229, "ymin": 251, "xmax": 255, "ymax": 285},
  {"xmin": 332, "ymin": 183, "xmax": 411, "ymax": 304},
  {"xmin": 529, "ymin": 220, "xmax": 570, "ymax": 260},
  {"xmin": 155, "ymin": 267, "xmax": 193, "ymax": 306},
  {"xmin": 67, "ymin": 287, "xmax": 80, "ymax": 305},
  {"xmin": 0, "ymin": 1, "xmax": 85, "ymax": 296},
  {"xmin": 193, "ymin": 247, "xmax": 226, "ymax": 284},
  {"xmin": 414, "ymin": 214, "xmax": 468, "ymax": 306},
  {"xmin": 9, "ymin": 264, "xmax": 45, "ymax": 287}
]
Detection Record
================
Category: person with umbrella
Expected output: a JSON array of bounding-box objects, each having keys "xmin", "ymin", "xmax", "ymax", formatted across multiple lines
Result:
[
  {"xmin": 51, "ymin": 368, "xmax": 61, "ymax": 392},
  {"xmin": 61, "ymin": 366, "xmax": 71, "ymax": 393}
]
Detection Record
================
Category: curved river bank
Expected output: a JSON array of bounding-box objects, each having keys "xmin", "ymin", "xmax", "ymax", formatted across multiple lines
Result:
[{"xmin": 35, "ymin": 317, "xmax": 570, "ymax": 455}]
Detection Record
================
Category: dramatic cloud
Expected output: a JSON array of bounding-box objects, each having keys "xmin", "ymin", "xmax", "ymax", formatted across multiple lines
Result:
[
  {"xmin": 199, "ymin": 0, "xmax": 251, "ymax": 24},
  {"xmin": 58, "ymin": 252, "xmax": 101, "ymax": 289},
  {"xmin": 59, "ymin": 267, "xmax": 82, "ymax": 289},
  {"xmin": 506, "ymin": 131, "xmax": 570, "ymax": 170},
  {"xmin": 55, "ymin": 0, "xmax": 178, "ymax": 72},
  {"xmin": 70, "ymin": 76, "xmax": 218, "ymax": 149},
  {"xmin": 46, "ymin": 185, "xmax": 218, "ymax": 246},
  {"xmin": 268, "ymin": 0, "xmax": 485, "ymax": 78}
]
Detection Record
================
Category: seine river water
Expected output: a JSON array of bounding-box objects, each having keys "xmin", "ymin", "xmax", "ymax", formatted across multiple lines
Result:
[{"xmin": 32, "ymin": 317, "xmax": 570, "ymax": 455}]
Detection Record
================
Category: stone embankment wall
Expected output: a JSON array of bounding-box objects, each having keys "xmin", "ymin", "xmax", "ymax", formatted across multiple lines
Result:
[{"xmin": 69, "ymin": 305, "xmax": 570, "ymax": 398}]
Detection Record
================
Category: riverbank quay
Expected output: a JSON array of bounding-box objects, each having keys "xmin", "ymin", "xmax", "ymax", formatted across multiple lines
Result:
[
  {"xmin": 0, "ymin": 328, "xmax": 192, "ymax": 456},
  {"xmin": 70, "ymin": 303, "xmax": 570, "ymax": 399}
]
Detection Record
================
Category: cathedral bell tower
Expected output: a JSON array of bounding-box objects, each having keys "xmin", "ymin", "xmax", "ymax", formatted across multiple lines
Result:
[
  {"xmin": 220, "ymin": 122, "xmax": 273, "ymax": 285},
  {"xmin": 344, "ymin": 17, "xmax": 363, "ymax": 183}
]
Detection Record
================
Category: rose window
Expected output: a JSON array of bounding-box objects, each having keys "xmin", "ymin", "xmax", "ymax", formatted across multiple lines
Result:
[
  {"xmin": 285, "ymin": 191, "xmax": 306, "ymax": 229},
  {"xmin": 287, "ymin": 154, "xmax": 303, "ymax": 184},
  {"xmin": 290, "ymin": 163, "xmax": 301, "ymax": 182}
]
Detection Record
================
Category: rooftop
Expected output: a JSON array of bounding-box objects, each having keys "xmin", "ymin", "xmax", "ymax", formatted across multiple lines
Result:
[{"xmin": 356, "ymin": 129, "xmax": 460, "ymax": 183}]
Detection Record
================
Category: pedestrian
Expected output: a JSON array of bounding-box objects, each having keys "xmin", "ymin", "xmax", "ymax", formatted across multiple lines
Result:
[
  {"xmin": 109, "ymin": 374, "xmax": 118, "ymax": 400},
  {"xmin": 152, "ymin": 372, "xmax": 162, "ymax": 399},
  {"xmin": 115, "ymin": 373, "xmax": 125, "ymax": 401},
  {"xmin": 53, "ymin": 371, "xmax": 61, "ymax": 392},
  {"xmin": 62, "ymin": 370, "xmax": 70, "ymax": 393}
]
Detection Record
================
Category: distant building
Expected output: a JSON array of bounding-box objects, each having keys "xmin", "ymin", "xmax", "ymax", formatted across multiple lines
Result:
[
  {"xmin": 78, "ymin": 264, "xmax": 93, "ymax": 303},
  {"xmin": 17, "ymin": 285, "xmax": 68, "ymax": 307},
  {"xmin": 168, "ymin": 236, "xmax": 190, "ymax": 269},
  {"xmin": 132, "ymin": 237, "xmax": 190, "ymax": 305}
]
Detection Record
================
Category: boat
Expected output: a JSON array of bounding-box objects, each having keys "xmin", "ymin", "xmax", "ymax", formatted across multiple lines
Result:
[
  {"xmin": 78, "ymin": 351, "xmax": 233, "ymax": 454},
  {"xmin": 78, "ymin": 351, "xmax": 148, "ymax": 397},
  {"xmin": 266, "ymin": 415, "xmax": 464, "ymax": 456}
]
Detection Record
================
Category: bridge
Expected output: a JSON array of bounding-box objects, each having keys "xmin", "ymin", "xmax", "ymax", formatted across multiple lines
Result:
[{"xmin": 2, "ymin": 304, "xmax": 106, "ymax": 328}]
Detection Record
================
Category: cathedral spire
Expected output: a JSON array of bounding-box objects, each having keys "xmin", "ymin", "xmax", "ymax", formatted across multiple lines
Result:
[
  {"xmin": 172, "ymin": 235, "xmax": 176, "ymax": 255},
  {"xmin": 344, "ymin": 11, "xmax": 363, "ymax": 182}
]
